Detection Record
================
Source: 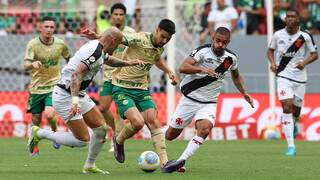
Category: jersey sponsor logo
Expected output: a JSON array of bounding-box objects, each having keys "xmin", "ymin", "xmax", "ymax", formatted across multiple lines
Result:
[
  {"xmin": 282, "ymin": 52, "xmax": 297, "ymax": 58},
  {"xmin": 123, "ymin": 100, "xmax": 129, "ymax": 105}
]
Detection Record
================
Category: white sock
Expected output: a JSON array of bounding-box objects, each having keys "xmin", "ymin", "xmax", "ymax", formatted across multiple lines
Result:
[
  {"xmin": 178, "ymin": 136, "xmax": 204, "ymax": 161},
  {"xmin": 37, "ymin": 128, "xmax": 88, "ymax": 147},
  {"xmin": 281, "ymin": 113, "xmax": 295, "ymax": 148},
  {"xmin": 84, "ymin": 124, "xmax": 107, "ymax": 168}
]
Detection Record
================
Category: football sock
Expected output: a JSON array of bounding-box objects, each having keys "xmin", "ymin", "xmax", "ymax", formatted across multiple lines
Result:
[
  {"xmin": 48, "ymin": 116, "xmax": 57, "ymax": 132},
  {"xmin": 178, "ymin": 135, "xmax": 204, "ymax": 161},
  {"xmin": 116, "ymin": 123, "xmax": 136, "ymax": 144},
  {"xmin": 281, "ymin": 113, "xmax": 295, "ymax": 147},
  {"xmin": 151, "ymin": 128, "xmax": 168, "ymax": 167},
  {"xmin": 114, "ymin": 117, "xmax": 125, "ymax": 135},
  {"xmin": 293, "ymin": 116, "xmax": 299, "ymax": 123},
  {"xmin": 84, "ymin": 124, "xmax": 107, "ymax": 168},
  {"xmin": 102, "ymin": 110, "xmax": 115, "ymax": 131},
  {"xmin": 37, "ymin": 128, "xmax": 88, "ymax": 147}
]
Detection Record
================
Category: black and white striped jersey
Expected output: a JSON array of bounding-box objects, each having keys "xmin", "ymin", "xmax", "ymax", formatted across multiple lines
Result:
[
  {"xmin": 269, "ymin": 28, "xmax": 317, "ymax": 83},
  {"xmin": 180, "ymin": 44, "xmax": 238, "ymax": 103},
  {"xmin": 58, "ymin": 40, "xmax": 106, "ymax": 96}
]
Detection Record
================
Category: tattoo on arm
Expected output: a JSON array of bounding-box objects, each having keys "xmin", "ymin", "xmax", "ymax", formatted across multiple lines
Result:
[
  {"xmin": 105, "ymin": 56, "xmax": 130, "ymax": 67},
  {"xmin": 70, "ymin": 64, "xmax": 87, "ymax": 96}
]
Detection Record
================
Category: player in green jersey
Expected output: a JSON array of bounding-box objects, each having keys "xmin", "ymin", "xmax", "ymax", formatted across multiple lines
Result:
[
  {"xmin": 98, "ymin": 3, "xmax": 135, "ymax": 152},
  {"xmin": 24, "ymin": 16, "xmax": 71, "ymax": 153}
]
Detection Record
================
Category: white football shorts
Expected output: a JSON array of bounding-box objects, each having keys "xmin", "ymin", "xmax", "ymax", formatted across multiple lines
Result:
[
  {"xmin": 169, "ymin": 96, "xmax": 216, "ymax": 129},
  {"xmin": 52, "ymin": 86, "xmax": 95, "ymax": 122},
  {"xmin": 277, "ymin": 77, "xmax": 305, "ymax": 107}
]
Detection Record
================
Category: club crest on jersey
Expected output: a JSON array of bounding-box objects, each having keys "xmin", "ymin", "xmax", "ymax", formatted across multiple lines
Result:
[
  {"xmin": 175, "ymin": 118, "xmax": 183, "ymax": 125},
  {"xmin": 295, "ymin": 39, "xmax": 303, "ymax": 48},
  {"xmin": 223, "ymin": 57, "xmax": 233, "ymax": 69}
]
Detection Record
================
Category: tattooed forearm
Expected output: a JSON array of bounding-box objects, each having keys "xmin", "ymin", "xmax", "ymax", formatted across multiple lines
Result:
[
  {"xmin": 70, "ymin": 71, "xmax": 83, "ymax": 96},
  {"xmin": 105, "ymin": 56, "xmax": 130, "ymax": 67}
]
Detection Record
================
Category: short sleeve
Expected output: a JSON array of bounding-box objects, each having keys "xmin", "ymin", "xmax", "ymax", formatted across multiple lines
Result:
[
  {"xmin": 189, "ymin": 48, "xmax": 204, "ymax": 63},
  {"xmin": 230, "ymin": 56, "xmax": 238, "ymax": 70},
  {"xmin": 62, "ymin": 42, "xmax": 71, "ymax": 60},
  {"xmin": 269, "ymin": 33, "xmax": 278, "ymax": 50},
  {"xmin": 80, "ymin": 41, "xmax": 102, "ymax": 69},
  {"xmin": 24, "ymin": 41, "xmax": 34, "ymax": 61},
  {"xmin": 122, "ymin": 32, "xmax": 141, "ymax": 46},
  {"xmin": 305, "ymin": 33, "xmax": 317, "ymax": 52},
  {"xmin": 229, "ymin": 7, "xmax": 239, "ymax": 19},
  {"xmin": 207, "ymin": 11, "xmax": 215, "ymax": 22}
]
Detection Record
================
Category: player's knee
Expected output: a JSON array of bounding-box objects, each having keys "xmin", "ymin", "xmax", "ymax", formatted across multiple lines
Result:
[
  {"xmin": 131, "ymin": 119, "xmax": 144, "ymax": 131},
  {"xmin": 197, "ymin": 124, "xmax": 213, "ymax": 138},
  {"xmin": 77, "ymin": 133, "xmax": 91, "ymax": 142},
  {"xmin": 31, "ymin": 114, "xmax": 41, "ymax": 126},
  {"xmin": 92, "ymin": 124, "xmax": 107, "ymax": 143}
]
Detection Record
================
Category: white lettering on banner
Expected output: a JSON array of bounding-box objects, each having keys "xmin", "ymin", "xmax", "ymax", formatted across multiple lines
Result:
[
  {"xmin": 226, "ymin": 126, "xmax": 237, "ymax": 140},
  {"xmin": 0, "ymin": 104, "xmax": 23, "ymax": 122},
  {"xmin": 309, "ymin": 107, "xmax": 320, "ymax": 119},
  {"xmin": 13, "ymin": 122, "xmax": 26, "ymax": 137},
  {"xmin": 212, "ymin": 127, "xmax": 224, "ymax": 140},
  {"xmin": 305, "ymin": 121, "xmax": 320, "ymax": 141},
  {"xmin": 238, "ymin": 124, "xmax": 250, "ymax": 138},
  {"xmin": 256, "ymin": 107, "xmax": 282, "ymax": 133},
  {"xmin": 219, "ymin": 98, "xmax": 258, "ymax": 123}
]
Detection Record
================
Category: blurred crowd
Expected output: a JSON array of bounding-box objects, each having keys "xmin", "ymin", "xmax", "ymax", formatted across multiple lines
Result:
[{"xmin": 0, "ymin": 0, "xmax": 319, "ymax": 37}]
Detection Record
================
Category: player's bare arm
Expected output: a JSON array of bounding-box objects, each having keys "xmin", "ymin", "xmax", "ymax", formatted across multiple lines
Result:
[
  {"xmin": 69, "ymin": 63, "xmax": 88, "ymax": 117},
  {"xmin": 179, "ymin": 56, "xmax": 216, "ymax": 76},
  {"xmin": 155, "ymin": 58, "xmax": 177, "ymax": 85},
  {"xmin": 296, "ymin": 52, "xmax": 318, "ymax": 70},
  {"xmin": 104, "ymin": 55, "xmax": 145, "ymax": 67},
  {"xmin": 231, "ymin": 69, "xmax": 254, "ymax": 108},
  {"xmin": 267, "ymin": 48, "xmax": 277, "ymax": 73},
  {"xmin": 24, "ymin": 60, "xmax": 42, "ymax": 70},
  {"xmin": 80, "ymin": 28, "xmax": 101, "ymax": 40}
]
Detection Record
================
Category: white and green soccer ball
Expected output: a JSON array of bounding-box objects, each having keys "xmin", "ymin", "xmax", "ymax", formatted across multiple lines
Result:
[{"xmin": 138, "ymin": 151, "xmax": 160, "ymax": 172}]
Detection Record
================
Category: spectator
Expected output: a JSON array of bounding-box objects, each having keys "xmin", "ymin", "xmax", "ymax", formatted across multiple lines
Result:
[
  {"xmin": 95, "ymin": 4, "xmax": 111, "ymax": 34},
  {"xmin": 236, "ymin": 0, "xmax": 264, "ymax": 35},
  {"xmin": 207, "ymin": 0, "xmax": 238, "ymax": 34},
  {"xmin": 273, "ymin": 0, "xmax": 296, "ymax": 31},
  {"xmin": 300, "ymin": 0, "xmax": 320, "ymax": 35},
  {"xmin": 199, "ymin": 1, "xmax": 211, "ymax": 44},
  {"xmin": 0, "ymin": 13, "xmax": 16, "ymax": 35}
]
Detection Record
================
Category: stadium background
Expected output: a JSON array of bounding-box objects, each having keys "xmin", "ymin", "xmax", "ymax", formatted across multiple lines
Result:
[{"xmin": 0, "ymin": 0, "xmax": 320, "ymax": 141}]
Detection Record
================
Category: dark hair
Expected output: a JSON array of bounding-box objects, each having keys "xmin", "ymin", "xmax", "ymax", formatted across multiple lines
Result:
[
  {"xmin": 204, "ymin": 1, "xmax": 211, "ymax": 8},
  {"xmin": 111, "ymin": 3, "xmax": 127, "ymax": 14},
  {"xmin": 158, "ymin": 19, "xmax": 175, "ymax": 35},
  {"xmin": 215, "ymin": 27, "xmax": 230, "ymax": 36},
  {"xmin": 41, "ymin": 16, "xmax": 56, "ymax": 23},
  {"xmin": 286, "ymin": 10, "xmax": 299, "ymax": 17}
]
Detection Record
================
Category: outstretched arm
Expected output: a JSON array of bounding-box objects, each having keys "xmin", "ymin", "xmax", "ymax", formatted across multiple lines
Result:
[
  {"xmin": 155, "ymin": 58, "xmax": 177, "ymax": 85},
  {"xmin": 231, "ymin": 69, "xmax": 254, "ymax": 108},
  {"xmin": 104, "ymin": 54, "xmax": 145, "ymax": 67}
]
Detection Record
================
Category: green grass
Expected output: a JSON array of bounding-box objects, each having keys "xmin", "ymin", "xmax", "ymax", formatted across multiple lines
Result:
[{"xmin": 0, "ymin": 139, "xmax": 320, "ymax": 180}]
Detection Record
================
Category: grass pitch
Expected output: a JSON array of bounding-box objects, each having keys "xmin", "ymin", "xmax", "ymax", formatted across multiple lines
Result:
[{"xmin": 0, "ymin": 138, "xmax": 320, "ymax": 180}]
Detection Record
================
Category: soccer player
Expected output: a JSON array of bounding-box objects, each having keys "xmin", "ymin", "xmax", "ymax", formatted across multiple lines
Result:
[
  {"xmin": 165, "ymin": 27, "xmax": 254, "ymax": 172},
  {"xmin": 82, "ymin": 19, "xmax": 183, "ymax": 173},
  {"xmin": 111, "ymin": 19, "xmax": 185, "ymax": 173},
  {"xmin": 98, "ymin": 3, "xmax": 135, "ymax": 152},
  {"xmin": 24, "ymin": 16, "xmax": 71, "ymax": 151},
  {"xmin": 267, "ymin": 11, "xmax": 318, "ymax": 156},
  {"xmin": 27, "ymin": 27, "xmax": 144, "ymax": 174}
]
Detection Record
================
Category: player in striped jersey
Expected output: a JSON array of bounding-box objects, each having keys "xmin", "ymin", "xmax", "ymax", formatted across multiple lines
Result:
[
  {"xmin": 267, "ymin": 11, "xmax": 318, "ymax": 156},
  {"xmin": 165, "ymin": 27, "xmax": 254, "ymax": 172}
]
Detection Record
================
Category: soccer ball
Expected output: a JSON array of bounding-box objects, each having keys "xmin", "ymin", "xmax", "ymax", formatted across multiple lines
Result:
[
  {"xmin": 262, "ymin": 126, "xmax": 281, "ymax": 140},
  {"xmin": 138, "ymin": 151, "xmax": 160, "ymax": 172}
]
